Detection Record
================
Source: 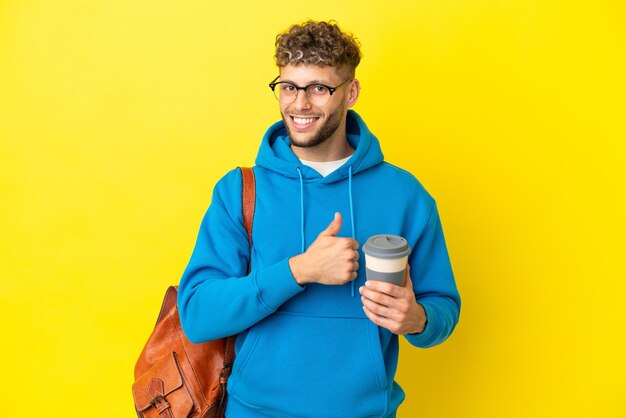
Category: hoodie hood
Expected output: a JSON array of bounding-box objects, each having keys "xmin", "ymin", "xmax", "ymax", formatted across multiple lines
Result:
[
  {"xmin": 255, "ymin": 109, "xmax": 384, "ymax": 297},
  {"xmin": 255, "ymin": 109, "xmax": 384, "ymax": 183}
]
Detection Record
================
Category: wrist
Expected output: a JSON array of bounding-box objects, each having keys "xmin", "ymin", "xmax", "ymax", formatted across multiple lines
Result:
[
  {"xmin": 413, "ymin": 302, "xmax": 427, "ymax": 334},
  {"xmin": 288, "ymin": 254, "xmax": 309, "ymax": 285}
]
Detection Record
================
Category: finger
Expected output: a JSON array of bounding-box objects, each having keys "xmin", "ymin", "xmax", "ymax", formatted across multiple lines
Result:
[
  {"xmin": 320, "ymin": 212, "xmax": 342, "ymax": 237},
  {"xmin": 363, "ymin": 306, "xmax": 399, "ymax": 333},
  {"xmin": 347, "ymin": 249, "xmax": 359, "ymax": 262},
  {"xmin": 404, "ymin": 265, "xmax": 413, "ymax": 289},
  {"xmin": 351, "ymin": 239, "xmax": 360, "ymax": 250},
  {"xmin": 359, "ymin": 286, "xmax": 395, "ymax": 307},
  {"xmin": 364, "ymin": 280, "xmax": 405, "ymax": 297},
  {"xmin": 361, "ymin": 296, "xmax": 389, "ymax": 318},
  {"xmin": 361, "ymin": 296, "xmax": 392, "ymax": 318},
  {"xmin": 363, "ymin": 305, "xmax": 383, "ymax": 326}
]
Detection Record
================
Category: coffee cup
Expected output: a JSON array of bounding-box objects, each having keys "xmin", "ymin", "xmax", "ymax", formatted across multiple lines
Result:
[{"xmin": 362, "ymin": 234, "xmax": 411, "ymax": 286}]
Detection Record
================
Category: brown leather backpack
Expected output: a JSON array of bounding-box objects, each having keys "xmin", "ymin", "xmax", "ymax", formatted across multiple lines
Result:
[{"xmin": 132, "ymin": 167, "xmax": 255, "ymax": 418}]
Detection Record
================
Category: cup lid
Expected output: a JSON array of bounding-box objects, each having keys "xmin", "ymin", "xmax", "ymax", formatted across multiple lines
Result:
[{"xmin": 362, "ymin": 234, "xmax": 411, "ymax": 259}]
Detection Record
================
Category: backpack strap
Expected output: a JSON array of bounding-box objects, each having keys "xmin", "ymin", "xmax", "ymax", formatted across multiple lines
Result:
[
  {"xmin": 162, "ymin": 169, "xmax": 255, "ymax": 329},
  {"xmin": 154, "ymin": 286, "xmax": 178, "ymax": 328},
  {"xmin": 239, "ymin": 167, "xmax": 256, "ymax": 247},
  {"xmin": 219, "ymin": 167, "xmax": 256, "ymax": 399}
]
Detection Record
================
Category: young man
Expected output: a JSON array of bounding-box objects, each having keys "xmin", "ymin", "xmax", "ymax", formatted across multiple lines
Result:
[{"xmin": 178, "ymin": 20, "xmax": 461, "ymax": 417}]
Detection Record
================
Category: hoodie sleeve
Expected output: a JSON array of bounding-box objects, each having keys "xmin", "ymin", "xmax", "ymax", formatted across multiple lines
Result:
[
  {"xmin": 405, "ymin": 201, "xmax": 461, "ymax": 348},
  {"xmin": 177, "ymin": 168, "xmax": 305, "ymax": 344}
]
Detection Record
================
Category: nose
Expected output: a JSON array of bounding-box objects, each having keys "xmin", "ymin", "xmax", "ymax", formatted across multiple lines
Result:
[{"xmin": 292, "ymin": 89, "xmax": 312, "ymax": 111}]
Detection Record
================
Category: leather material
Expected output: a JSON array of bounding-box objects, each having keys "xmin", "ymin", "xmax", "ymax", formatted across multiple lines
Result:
[
  {"xmin": 241, "ymin": 166, "xmax": 255, "ymax": 247},
  {"xmin": 133, "ymin": 167, "xmax": 255, "ymax": 418}
]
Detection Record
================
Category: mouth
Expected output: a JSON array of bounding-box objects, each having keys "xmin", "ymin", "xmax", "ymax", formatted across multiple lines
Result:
[{"xmin": 289, "ymin": 115, "xmax": 321, "ymax": 130}]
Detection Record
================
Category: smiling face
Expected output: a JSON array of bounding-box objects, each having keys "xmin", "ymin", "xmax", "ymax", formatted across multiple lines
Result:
[{"xmin": 279, "ymin": 64, "xmax": 359, "ymax": 151}]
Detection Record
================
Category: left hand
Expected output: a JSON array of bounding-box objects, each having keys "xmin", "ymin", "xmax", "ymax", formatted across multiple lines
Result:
[{"xmin": 359, "ymin": 265, "xmax": 427, "ymax": 335}]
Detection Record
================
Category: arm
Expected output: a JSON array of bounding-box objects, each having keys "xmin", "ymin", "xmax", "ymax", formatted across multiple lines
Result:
[
  {"xmin": 177, "ymin": 169, "xmax": 304, "ymax": 343},
  {"xmin": 405, "ymin": 202, "xmax": 461, "ymax": 348},
  {"xmin": 360, "ymin": 202, "xmax": 461, "ymax": 348}
]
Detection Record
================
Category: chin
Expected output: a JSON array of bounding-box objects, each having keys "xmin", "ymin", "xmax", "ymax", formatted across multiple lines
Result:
[
  {"xmin": 281, "ymin": 107, "xmax": 343, "ymax": 149},
  {"xmin": 287, "ymin": 131, "xmax": 328, "ymax": 149}
]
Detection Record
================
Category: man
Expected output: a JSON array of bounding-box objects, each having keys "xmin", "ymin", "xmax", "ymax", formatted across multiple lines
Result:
[{"xmin": 178, "ymin": 20, "xmax": 461, "ymax": 418}]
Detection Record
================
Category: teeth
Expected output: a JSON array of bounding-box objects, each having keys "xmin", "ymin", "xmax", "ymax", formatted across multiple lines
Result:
[{"xmin": 293, "ymin": 117, "xmax": 317, "ymax": 125}]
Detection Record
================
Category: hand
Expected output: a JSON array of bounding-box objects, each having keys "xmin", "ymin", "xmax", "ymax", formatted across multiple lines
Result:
[
  {"xmin": 359, "ymin": 265, "xmax": 427, "ymax": 335},
  {"xmin": 289, "ymin": 212, "xmax": 360, "ymax": 286}
]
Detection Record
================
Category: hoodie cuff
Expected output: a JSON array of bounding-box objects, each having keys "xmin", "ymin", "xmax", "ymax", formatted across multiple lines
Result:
[
  {"xmin": 254, "ymin": 258, "xmax": 305, "ymax": 311},
  {"xmin": 405, "ymin": 302, "xmax": 439, "ymax": 348}
]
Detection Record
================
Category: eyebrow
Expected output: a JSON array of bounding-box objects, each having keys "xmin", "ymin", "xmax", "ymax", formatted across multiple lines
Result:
[{"xmin": 280, "ymin": 79, "xmax": 332, "ymax": 85}]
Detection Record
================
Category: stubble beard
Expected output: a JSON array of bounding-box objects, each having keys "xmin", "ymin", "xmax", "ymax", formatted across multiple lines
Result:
[{"xmin": 282, "ymin": 107, "xmax": 343, "ymax": 149}]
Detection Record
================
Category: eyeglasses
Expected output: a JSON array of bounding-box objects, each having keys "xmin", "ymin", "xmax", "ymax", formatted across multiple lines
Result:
[{"xmin": 268, "ymin": 76, "xmax": 352, "ymax": 106}]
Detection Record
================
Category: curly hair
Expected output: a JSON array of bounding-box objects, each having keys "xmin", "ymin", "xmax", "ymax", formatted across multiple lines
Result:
[{"xmin": 274, "ymin": 20, "xmax": 362, "ymax": 77}]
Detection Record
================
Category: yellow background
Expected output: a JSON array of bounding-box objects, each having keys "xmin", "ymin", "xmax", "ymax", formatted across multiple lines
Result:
[{"xmin": 1, "ymin": 0, "xmax": 625, "ymax": 416}]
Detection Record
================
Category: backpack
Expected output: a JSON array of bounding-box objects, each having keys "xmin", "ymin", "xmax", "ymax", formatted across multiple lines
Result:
[{"xmin": 132, "ymin": 167, "xmax": 255, "ymax": 418}]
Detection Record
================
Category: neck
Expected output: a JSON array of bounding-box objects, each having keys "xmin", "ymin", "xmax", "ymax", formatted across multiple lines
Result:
[{"xmin": 292, "ymin": 140, "xmax": 354, "ymax": 162}]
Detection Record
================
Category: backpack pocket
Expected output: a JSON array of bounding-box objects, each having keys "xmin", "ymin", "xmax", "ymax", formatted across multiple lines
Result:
[{"xmin": 132, "ymin": 352, "xmax": 195, "ymax": 418}]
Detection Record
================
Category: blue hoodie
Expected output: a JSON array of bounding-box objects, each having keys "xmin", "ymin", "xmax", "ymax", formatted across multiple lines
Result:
[{"xmin": 178, "ymin": 110, "xmax": 461, "ymax": 418}]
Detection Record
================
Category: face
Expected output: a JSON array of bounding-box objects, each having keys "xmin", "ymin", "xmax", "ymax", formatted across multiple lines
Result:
[{"xmin": 278, "ymin": 64, "xmax": 359, "ymax": 149}]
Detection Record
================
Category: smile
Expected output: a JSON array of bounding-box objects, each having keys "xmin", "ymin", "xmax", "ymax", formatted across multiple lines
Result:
[{"xmin": 290, "ymin": 116, "xmax": 320, "ymax": 128}]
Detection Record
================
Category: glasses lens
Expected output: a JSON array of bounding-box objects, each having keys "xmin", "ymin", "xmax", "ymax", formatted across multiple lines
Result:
[
  {"xmin": 306, "ymin": 85, "xmax": 331, "ymax": 106},
  {"xmin": 274, "ymin": 83, "xmax": 297, "ymax": 103}
]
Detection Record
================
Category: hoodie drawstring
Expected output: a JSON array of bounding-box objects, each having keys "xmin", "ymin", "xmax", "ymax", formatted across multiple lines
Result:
[
  {"xmin": 348, "ymin": 166, "xmax": 356, "ymax": 297},
  {"xmin": 296, "ymin": 166, "xmax": 357, "ymax": 297},
  {"xmin": 296, "ymin": 167, "xmax": 305, "ymax": 253}
]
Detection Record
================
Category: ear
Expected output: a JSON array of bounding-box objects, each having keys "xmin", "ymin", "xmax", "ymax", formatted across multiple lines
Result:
[{"xmin": 345, "ymin": 78, "xmax": 361, "ymax": 108}]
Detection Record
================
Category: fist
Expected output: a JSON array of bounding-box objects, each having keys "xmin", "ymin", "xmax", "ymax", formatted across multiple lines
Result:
[
  {"xmin": 289, "ymin": 212, "xmax": 360, "ymax": 286},
  {"xmin": 359, "ymin": 265, "xmax": 427, "ymax": 335}
]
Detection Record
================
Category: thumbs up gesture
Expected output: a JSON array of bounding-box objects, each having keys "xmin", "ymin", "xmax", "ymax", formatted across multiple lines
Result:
[{"xmin": 289, "ymin": 212, "xmax": 360, "ymax": 286}]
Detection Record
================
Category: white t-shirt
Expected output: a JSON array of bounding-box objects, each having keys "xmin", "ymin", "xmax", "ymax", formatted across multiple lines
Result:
[{"xmin": 299, "ymin": 155, "xmax": 352, "ymax": 177}]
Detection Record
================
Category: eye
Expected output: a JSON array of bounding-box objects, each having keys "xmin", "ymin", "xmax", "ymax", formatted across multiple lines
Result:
[
  {"xmin": 280, "ymin": 84, "xmax": 297, "ymax": 93},
  {"xmin": 309, "ymin": 85, "xmax": 329, "ymax": 95}
]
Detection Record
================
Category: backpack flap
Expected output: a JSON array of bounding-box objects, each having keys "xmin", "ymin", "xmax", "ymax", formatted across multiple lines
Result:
[{"xmin": 132, "ymin": 352, "xmax": 194, "ymax": 417}]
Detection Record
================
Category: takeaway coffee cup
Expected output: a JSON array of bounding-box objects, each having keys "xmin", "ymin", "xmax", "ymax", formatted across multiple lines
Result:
[{"xmin": 362, "ymin": 234, "xmax": 411, "ymax": 286}]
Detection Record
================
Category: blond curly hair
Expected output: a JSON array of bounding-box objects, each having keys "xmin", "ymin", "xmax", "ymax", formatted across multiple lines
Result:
[{"xmin": 274, "ymin": 20, "xmax": 362, "ymax": 77}]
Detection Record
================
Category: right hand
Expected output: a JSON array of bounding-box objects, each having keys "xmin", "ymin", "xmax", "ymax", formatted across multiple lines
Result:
[{"xmin": 289, "ymin": 212, "xmax": 360, "ymax": 286}]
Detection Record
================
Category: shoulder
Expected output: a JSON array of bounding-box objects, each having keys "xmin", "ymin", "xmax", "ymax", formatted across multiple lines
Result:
[
  {"xmin": 374, "ymin": 162, "xmax": 436, "ymax": 206},
  {"xmin": 209, "ymin": 167, "xmax": 246, "ymax": 218},
  {"xmin": 212, "ymin": 167, "xmax": 248, "ymax": 198}
]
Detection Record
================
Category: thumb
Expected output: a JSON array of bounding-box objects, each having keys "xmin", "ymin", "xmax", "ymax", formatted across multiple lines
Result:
[
  {"xmin": 320, "ymin": 212, "xmax": 342, "ymax": 237},
  {"xmin": 404, "ymin": 264, "xmax": 413, "ymax": 289}
]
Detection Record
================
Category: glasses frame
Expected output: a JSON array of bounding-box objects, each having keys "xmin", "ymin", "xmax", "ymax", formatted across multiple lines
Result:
[{"xmin": 268, "ymin": 76, "xmax": 353, "ymax": 104}]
